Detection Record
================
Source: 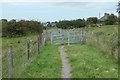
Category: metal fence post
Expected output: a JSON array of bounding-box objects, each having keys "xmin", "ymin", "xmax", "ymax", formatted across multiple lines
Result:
[{"xmin": 51, "ymin": 32, "xmax": 53, "ymax": 44}]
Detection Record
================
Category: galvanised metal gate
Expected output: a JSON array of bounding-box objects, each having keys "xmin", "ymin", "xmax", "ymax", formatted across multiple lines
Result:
[{"xmin": 50, "ymin": 29, "xmax": 85, "ymax": 45}]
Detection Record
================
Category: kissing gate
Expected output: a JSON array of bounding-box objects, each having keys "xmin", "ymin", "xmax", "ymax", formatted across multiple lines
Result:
[{"xmin": 50, "ymin": 29, "xmax": 85, "ymax": 46}]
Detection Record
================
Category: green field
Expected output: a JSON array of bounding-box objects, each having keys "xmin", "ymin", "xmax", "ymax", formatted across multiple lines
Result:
[
  {"xmin": 65, "ymin": 44, "xmax": 118, "ymax": 78},
  {"xmin": 20, "ymin": 42, "xmax": 62, "ymax": 78}
]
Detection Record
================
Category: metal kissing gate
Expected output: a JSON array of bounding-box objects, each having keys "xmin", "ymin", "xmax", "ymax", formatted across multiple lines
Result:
[{"xmin": 50, "ymin": 29, "xmax": 85, "ymax": 45}]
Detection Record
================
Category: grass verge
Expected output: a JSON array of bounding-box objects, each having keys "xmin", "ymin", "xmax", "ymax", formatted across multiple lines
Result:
[
  {"xmin": 20, "ymin": 42, "xmax": 62, "ymax": 78},
  {"xmin": 65, "ymin": 44, "xmax": 118, "ymax": 78},
  {"xmin": 2, "ymin": 34, "xmax": 39, "ymax": 78}
]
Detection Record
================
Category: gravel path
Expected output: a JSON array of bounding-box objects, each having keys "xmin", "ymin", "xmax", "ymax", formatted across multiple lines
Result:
[{"xmin": 59, "ymin": 46, "xmax": 71, "ymax": 78}]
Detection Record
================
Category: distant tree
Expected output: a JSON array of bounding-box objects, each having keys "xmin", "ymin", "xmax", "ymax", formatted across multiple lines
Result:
[
  {"xmin": 105, "ymin": 14, "xmax": 117, "ymax": 25},
  {"xmin": 2, "ymin": 19, "xmax": 7, "ymax": 22},
  {"xmin": 56, "ymin": 19, "xmax": 86, "ymax": 29},
  {"xmin": 117, "ymin": 1, "xmax": 120, "ymax": 23},
  {"xmin": 117, "ymin": 1, "xmax": 120, "ymax": 13},
  {"xmin": 2, "ymin": 19, "xmax": 8, "ymax": 37},
  {"xmin": 47, "ymin": 21, "xmax": 52, "ymax": 28},
  {"xmin": 87, "ymin": 17, "xmax": 98, "ymax": 25}
]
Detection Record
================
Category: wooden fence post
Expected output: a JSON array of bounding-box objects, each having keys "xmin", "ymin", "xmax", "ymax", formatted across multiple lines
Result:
[
  {"xmin": 111, "ymin": 34, "xmax": 116, "ymax": 56},
  {"xmin": 37, "ymin": 36, "xmax": 40, "ymax": 54},
  {"xmin": 41, "ymin": 33, "xmax": 44, "ymax": 46},
  {"xmin": 8, "ymin": 44, "xmax": 13, "ymax": 78},
  {"xmin": 96, "ymin": 34, "xmax": 99, "ymax": 46},
  {"xmin": 26, "ymin": 39, "xmax": 30, "ymax": 62}
]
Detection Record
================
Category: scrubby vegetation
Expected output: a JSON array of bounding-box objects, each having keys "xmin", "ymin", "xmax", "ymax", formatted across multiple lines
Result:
[
  {"xmin": 84, "ymin": 25, "xmax": 118, "ymax": 60},
  {"xmin": 1, "ymin": 19, "xmax": 43, "ymax": 37}
]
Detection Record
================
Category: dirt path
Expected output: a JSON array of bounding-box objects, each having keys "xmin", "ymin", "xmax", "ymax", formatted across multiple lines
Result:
[{"xmin": 59, "ymin": 46, "xmax": 71, "ymax": 78}]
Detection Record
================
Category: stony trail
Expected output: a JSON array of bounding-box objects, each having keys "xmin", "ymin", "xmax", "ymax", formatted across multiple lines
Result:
[{"xmin": 59, "ymin": 46, "xmax": 71, "ymax": 78}]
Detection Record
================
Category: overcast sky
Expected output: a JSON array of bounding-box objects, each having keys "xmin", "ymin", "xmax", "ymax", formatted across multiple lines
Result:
[{"xmin": 1, "ymin": 2, "xmax": 118, "ymax": 22}]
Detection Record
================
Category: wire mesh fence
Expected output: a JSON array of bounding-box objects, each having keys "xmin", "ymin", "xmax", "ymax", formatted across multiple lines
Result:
[{"xmin": 2, "ymin": 31, "xmax": 46, "ymax": 78}]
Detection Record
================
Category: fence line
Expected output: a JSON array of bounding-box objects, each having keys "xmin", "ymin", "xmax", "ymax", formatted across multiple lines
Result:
[{"xmin": 2, "ymin": 31, "xmax": 46, "ymax": 78}]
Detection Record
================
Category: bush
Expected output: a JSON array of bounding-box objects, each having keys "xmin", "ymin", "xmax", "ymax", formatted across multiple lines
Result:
[{"xmin": 2, "ymin": 19, "xmax": 43, "ymax": 37}]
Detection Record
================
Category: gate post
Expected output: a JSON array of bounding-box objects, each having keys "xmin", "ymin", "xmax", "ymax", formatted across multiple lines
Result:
[
  {"xmin": 68, "ymin": 31, "xmax": 70, "ymax": 46},
  {"xmin": 51, "ymin": 32, "xmax": 53, "ymax": 44}
]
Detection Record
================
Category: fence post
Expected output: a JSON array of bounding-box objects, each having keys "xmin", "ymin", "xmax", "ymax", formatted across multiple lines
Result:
[
  {"xmin": 96, "ymin": 34, "xmax": 99, "ymax": 46},
  {"xmin": 68, "ymin": 31, "xmax": 70, "ymax": 46},
  {"xmin": 8, "ymin": 44, "xmax": 13, "ymax": 78},
  {"xmin": 111, "ymin": 34, "xmax": 116, "ymax": 56},
  {"xmin": 42, "ymin": 33, "xmax": 44, "ymax": 46},
  {"xmin": 26, "ymin": 39, "xmax": 30, "ymax": 62},
  {"xmin": 43, "ymin": 31, "xmax": 46, "ymax": 46},
  {"xmin": 37, "ymin": 36, "xmax": 40, "ymax": 54}
]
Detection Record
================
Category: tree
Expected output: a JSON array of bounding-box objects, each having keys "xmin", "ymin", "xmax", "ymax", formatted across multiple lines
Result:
[
  {"xmin": 2, "ymin": 19, "xmax": 8, "ymax": 37},
  {"xmin": 117, "ymin": 1, "xmax": 120, "ymax": 23},
  {"xmin": 56, "ymin": 19, "xmax": 86, "ymax": 29},
  {"xmin": 87, "ymin": 17, "xmax": 98, "ymax": 25},
  {"xmin": 2, "ymin": 19, "xmax": 43, "ymax": 37},
  {"xmin": 105, "ymin": 14, "xmax": 117, "ymax": 25}
]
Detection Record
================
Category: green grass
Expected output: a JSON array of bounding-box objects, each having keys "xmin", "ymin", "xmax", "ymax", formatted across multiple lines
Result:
[
  {"xmin": 65, "ymin": 44, "xmax": 118, "ymax": 78},
  {"xmin": 2, "ymin": 34, "xmax": 39, "ymax": 78},
  {"xmin": 20, "ymin": 42, "xmax": 62, "ymax": 78},
  {"xmin": 84, "ymin": 25, "xmax": 118, "ymax": 60}
]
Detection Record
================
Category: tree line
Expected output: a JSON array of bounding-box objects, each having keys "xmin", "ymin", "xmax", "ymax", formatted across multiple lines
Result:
[
  {"xmin": 53, "ymin": 13, "xmax": 118, "ymax": 29},
  {"xmin": 1, "ymin": 13, "xmax": 118, "ymax": 37},
  {"xmin": 1, "ymin": 19, "xmax": 43, "ymax": 37}
]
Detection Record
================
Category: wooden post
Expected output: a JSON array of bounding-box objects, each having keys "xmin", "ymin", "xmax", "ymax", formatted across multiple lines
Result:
[
  {"xmin": 26, "ymin": 39, "xmax": 30, "ymax": 62},
  {"xmin": 8, "ymin": 44, "xmax": 13, "ymax": 78},
  {"xmin": 37, "ymin": 36, "xmax": 40, "ymax": 54},
  {"xmin": 42, "ymin": 33, "xmax": 44, "ymax": 46},
  {"xmin": 68, "ymin": 31, "xmax": 70, "ymax": 46},
  {"xmin": 96, "ymin": 34, "xmax": 99, "ymax": 46},
  {"xmin": 111, "ymin": 35, "xmax": 115, "ymax": 56}
]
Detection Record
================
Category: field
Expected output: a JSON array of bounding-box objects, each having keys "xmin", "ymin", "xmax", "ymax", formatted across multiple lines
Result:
[{"xmin": 2, "ymin": 25, "xmax": 118, "ymax": 78}]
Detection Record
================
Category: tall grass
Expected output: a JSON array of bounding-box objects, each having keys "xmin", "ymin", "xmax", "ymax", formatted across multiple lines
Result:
[
  {"xmin": 84, "ymin": 25, "xmax": 118, "ymax": 60},
  {"xmin": 65, "ymin": 45, "xmax": 118, "ymax": 78}
]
